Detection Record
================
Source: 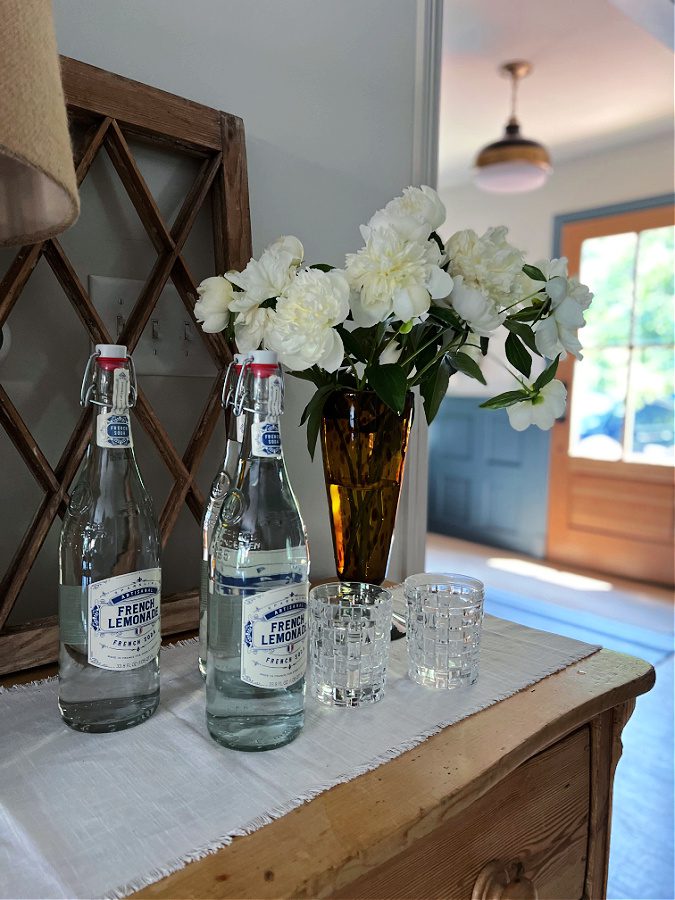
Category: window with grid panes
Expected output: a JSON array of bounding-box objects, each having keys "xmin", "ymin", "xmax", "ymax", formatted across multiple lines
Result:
[{"xmin": 569, "ymin": 224, "xmax": 674, "ymax": 464}]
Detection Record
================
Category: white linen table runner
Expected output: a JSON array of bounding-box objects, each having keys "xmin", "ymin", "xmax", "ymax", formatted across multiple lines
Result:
[{"xmin": 0, "ymin": 614, "xmax": 600, "ymax": 899}]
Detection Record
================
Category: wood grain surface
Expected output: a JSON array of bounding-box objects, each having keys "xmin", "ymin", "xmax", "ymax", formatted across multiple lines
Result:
[
  {"xmin": 130, "ymin": 649, "xmax": 653, "ymax": 899},
  {"xmin": 334, "ymin": 727, "xmax": 590, "ymax": 899}
]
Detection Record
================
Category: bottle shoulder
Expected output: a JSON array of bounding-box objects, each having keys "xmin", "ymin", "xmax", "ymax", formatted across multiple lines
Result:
[{"xmin": 61, "ymin": 462, "xmax": 159, "ymax": 546}]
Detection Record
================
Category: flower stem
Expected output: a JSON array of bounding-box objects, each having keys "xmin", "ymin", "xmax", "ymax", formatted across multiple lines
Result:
[
  {"xmin": 400, "ymin": 331, "xmax": 446, "ymax": 368},
  {"xmin": 502, "ymin": 290, "xmax": 545, "ymax": 313}
]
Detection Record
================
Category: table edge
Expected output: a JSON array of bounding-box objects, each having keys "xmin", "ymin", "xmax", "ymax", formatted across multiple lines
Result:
[{"xmin": 133, "ymin": 647, "xmax": 654, "ymax": 899}]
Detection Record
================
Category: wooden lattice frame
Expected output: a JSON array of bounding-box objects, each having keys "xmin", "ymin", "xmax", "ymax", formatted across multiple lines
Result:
[{"xmin": 0, "ymin": 57, "xmax": 251, "ymax": 675}]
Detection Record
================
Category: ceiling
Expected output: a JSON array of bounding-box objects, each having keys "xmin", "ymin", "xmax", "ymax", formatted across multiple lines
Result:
[{"xmin": 437, "ymin": 0, "xmax": 674, "ymax": 189}]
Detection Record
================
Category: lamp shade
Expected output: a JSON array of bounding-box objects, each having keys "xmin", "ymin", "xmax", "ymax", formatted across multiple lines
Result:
[
  {"xmin": 0, "ymin": 0, "xmax": 79, "ymax": 246},
  {"xmin": 474, "ymin": 121, "xmax": 551, "ymax": 194}
]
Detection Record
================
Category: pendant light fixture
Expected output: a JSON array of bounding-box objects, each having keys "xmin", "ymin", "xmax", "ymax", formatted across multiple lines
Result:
[{"xmin": 474, "ymin": 61, "xmax": 552, "ymax": 194}]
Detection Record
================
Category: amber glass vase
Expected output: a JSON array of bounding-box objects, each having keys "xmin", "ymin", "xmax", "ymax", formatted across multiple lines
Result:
[{"xmin": 320, "ymin": 390, "xmax": 414, "ymax": 585}]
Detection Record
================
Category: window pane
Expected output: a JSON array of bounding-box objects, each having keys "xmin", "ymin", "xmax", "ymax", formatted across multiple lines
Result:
[
  {"xmin": 626, "ymin": 346, "xmax": 674, "ymax": 464},
  {"xmin": 579, "ymin": 232, "xmax": 637, "ymax": 348},
  {"xmin": 569, "ymin": 347, "xmax": 629, "ymax": 460},
  {"xmin": 634, "ymin": 225, "xmax": 675, "ymax": 346}
]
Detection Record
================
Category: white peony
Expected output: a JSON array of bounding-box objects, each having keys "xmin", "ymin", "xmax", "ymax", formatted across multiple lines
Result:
[
  {"xmin": 568, "ymin": 276, "xmax": 593, "ymax": 310},
  {"xmin": 447, "ymin": 275, "xmax": 505, "ymax": 336},
  {"xmin": 445, "ymin": 226, "xmax": 524, "ymax": 306},
  {"xmin": 534, "ymin": 300, "xmax": 585, "ymax": 359},
  {"xmin": 267, "ymin": 235, "xmax": 304, "ymax": 266},
  {"xmin": 534, "ymin": 256, "xmax": 568, "ymax": 282},
  {"xmin": 345, "ymin": 228, "xmax": 453, "ymax": 326},
  {"xmin": 265, "ymin": 268, "xmax": 350, "ymax": 372},
  {"xmin": 234, "ymin": 306, "xmax": 274, "ymax": 352},
  {"xmin": 366, "ymin": 185, "xmax": 446, "ymax": 243},
  {"xmin": 532, "ymin": 264, "xmax": 593, "ymax": 360},
  {"xmin": 522, "ymin": 257, "xmax": 569, "ymax": 299},
  {"xmin": 507, "ymin": 380, "xmax": 567, "ymax": 431},
  {"xmin": 194, "ymin": 276, "xmax": 235, "ymax": 333},
  {"xmin": 228, "ymin": 236, "xmax": 302, "ymax": 306}
]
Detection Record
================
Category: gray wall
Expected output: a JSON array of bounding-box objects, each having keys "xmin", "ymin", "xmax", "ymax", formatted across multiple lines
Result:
[{"xmin": 0, "ymin": 1, "xmax": 422, "ymax": 624}]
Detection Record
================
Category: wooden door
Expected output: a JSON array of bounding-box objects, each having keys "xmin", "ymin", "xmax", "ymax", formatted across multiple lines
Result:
[{"xmin": 547, "ymin": 201, "xmax": 674, "ymax": 586}]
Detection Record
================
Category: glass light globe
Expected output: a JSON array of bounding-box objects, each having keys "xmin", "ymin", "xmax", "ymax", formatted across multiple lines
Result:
[{"xmin": 474, "ymin": 161, "xmax": 551, "ymax": 193}]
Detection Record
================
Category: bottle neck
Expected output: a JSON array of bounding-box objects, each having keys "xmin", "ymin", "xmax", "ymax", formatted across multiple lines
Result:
[
  {"xmin": 88, "ymin": 359, "xmax": 136, "ymax": 459},
  {"xmin": 240, "ymin": 366, "xmax": 284, "ymax": 462}
]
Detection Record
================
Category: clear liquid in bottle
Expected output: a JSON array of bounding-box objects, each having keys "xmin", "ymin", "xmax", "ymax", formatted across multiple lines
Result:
[
  {"xmin": 206, "ymin": 352, "xmax": 309, "ymax": 751},
  {"xmin": 58, "ymin": 345, "xmax": 161, "ymax": 732}
]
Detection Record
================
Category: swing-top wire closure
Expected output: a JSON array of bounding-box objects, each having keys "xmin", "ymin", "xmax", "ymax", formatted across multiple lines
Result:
[
  {"xmin": 232, "ymin": 356, "xmax": 285, "ymax": 417},
  {"xmin": 220, "ymin": 358, "xmax": 240, "ymax": 411},
  {"xmin": 79, "ymin": 350, "xmax": 139, "ymax": 409}
]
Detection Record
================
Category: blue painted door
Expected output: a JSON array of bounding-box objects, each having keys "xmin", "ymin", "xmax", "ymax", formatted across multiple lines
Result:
[{"xmin": 427, "ymin": 396, "xmax": 551, "ymax": 557}]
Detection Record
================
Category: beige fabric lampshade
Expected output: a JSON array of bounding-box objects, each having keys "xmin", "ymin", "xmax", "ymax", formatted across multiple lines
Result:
[{"xmin": 0, "ymin": 0, "xmax": 79, "ymax": 246}]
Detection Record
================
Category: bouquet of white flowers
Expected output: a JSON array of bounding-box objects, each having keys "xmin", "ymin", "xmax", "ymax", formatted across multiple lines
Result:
[{"xmin": 195, "ymin": 186, "xmax": 593, "ymax": 456}]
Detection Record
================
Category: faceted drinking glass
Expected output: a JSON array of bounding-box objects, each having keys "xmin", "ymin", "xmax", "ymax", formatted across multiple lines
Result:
[
  {"xmin": 309, "ymin": 582, "xmax": 393, "ymax": 707},
  {"xmin": 404, "ymin": 573, "xmax": 484, "ymax": 689}
]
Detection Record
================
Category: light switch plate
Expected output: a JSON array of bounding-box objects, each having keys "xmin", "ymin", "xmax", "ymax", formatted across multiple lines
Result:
[{"xmin": 88, "ymin": 275, "xmax": 215, "ymax": 377}]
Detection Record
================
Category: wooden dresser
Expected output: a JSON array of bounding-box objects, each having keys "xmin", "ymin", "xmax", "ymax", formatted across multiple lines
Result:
[{"xmin": 127, "ymin": 648, "xmax": 653, "ymax": 899}]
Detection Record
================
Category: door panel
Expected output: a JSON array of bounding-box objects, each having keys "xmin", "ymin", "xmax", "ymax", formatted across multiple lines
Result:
[{"xmin": 429, "ymin": 397, "xmax": 550, "ymax": 557}]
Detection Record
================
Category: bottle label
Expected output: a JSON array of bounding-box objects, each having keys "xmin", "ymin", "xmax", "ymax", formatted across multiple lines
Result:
[
  {"xmin": 88, "ymin": 568, "xmax": 161, "ymax": 670},
  {"xmin": 236, "ymin": 414, "xmax": 245, "ymax": 443},
  {"xmin": 251, "ymin": 420, "xmax": 281, "ymax": 457},
  {"xmin": 240, "ymin": 582, "xmax": 308, "ymax": 689},
  {"xmin": 96, "ymin": 368, "xmax": 133, "ymax": 448}
]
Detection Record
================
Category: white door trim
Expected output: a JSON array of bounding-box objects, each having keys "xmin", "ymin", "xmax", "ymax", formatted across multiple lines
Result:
[{"xmin": 388, "ymin": 0, "xmax": 443, "ymax": 583}]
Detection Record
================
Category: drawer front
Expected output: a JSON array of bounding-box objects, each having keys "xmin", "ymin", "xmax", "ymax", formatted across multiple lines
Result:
[{"xmin": 334, "ymin": 727, "xmax": 590, "ymax": 900}]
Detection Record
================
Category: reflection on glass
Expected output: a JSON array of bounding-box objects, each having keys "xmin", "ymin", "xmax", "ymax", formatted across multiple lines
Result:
[
  {"xmin": 569, "ymin": 347, "xmax": 629, "ymax": 461},
  {"xmin": 626, "ymin": 347, "xmax": 674, "ymax": 462},
  {"xmin": 579, "ymin": 232, "xmax": 637, "ymax": 348},
  {"xmin": 634, "ymin": 226, "xmax": 675, "ymax": 346}
]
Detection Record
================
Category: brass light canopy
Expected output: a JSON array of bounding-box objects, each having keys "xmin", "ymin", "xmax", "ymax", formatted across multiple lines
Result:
[{"xmin": 474, "ymin": 60, "xmax": 552, "ymax": 194}]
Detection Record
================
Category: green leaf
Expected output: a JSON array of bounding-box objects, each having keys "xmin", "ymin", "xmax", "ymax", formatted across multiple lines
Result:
[
  {"xmin": 420, "ymin": 360, "xmax": 450, "ymax": 425},
  {"xmin": 447, "ymin": 351, "xmax": 487, "ymax": 385},
  {"xmin": 336, "ymin": 325, "xmax": 369, "ymax": 363},
  {"xmin": 522, "ymin": 264, "xmax": 546, "ymax": 282},
  {"xmin": 310, "ymin": 263, "xmax": 335, "ymax": 272},
  {"xmin": 414, "ymin": 340, "xmax": 442, "ymax": 375},
  {"xmin": 480, "ymin": 336, "xmax": 490, "ymax": 356},
  {"xmin": 508, "ymin": 307, "xmax": 540, "ymax": 323},
  {"xmin": 299, "ymin": 384, "xmax": 334, "ymax": 426},
  {"xmin": 505, "ymin": 332, "xmax": 532, "ymax": 378},
  {"xmin": 504, "ymin": 319, "xmax": 540, "ymax": 355},
  {"xmin": 289, "ymin": 368, "xmax": 331, "ymax": 389},
  {"xmin": 366, "ymin": 364, "xmax": 408, "ymax": 415},
  {"xmin": 428, "ymin": 304, "xmax": 463, "ymax": 330},
  {"xmin": 479, "ymin": 390, "xmax": 530, "ymax": 410},
  {"xmin": 306, "ymin": 407, "xmax": 324, "ymax": 461},
  {"xmin": 300, "ymin": 385, "xmax": 335, "ymax": 459},
  {"xmin": 533, "ymin": 355, "xmax": 561, "ymax": 391},
  {"xmin": 335, "ymin": 369, "xmax": 359, "ymax": 389}
]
